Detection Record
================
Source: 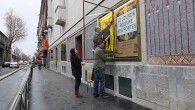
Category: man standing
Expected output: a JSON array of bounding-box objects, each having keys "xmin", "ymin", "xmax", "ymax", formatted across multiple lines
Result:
[
  {"xmin": 93, "ymin": 39, "xmax": 113, "ymax": 98},
  {"xmin": 91, "ymin": 21, "xmax": 113, "ymax": 81},
  {"xmin": 93, "ymin": 21, "xmax": 113, "ymax": 49}
]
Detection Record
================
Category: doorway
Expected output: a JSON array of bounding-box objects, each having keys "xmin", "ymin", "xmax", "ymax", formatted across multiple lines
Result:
[
  {"xmin": 76, "ymin": 35, "xmax": 82, "ymax": 61},
  {"xmin": 0, "ymin": 48, "xmax": 3, "ymax": 60}
]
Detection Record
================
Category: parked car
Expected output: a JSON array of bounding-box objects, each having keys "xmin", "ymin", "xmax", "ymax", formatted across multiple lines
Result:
[
  {"xmin": 19, "ymin": 60, "xmax": 23, "ymax": 65},
  {"xmin": 2, "ymin": 62, "xmax": 10, "ymax": 67},
  {"xmin": 9, "ymin": 62, "xmax": 19, "ymax": 68},
  {"xmin": 22, "ymin": 62, "xmax": 27, "ymax": 65}
]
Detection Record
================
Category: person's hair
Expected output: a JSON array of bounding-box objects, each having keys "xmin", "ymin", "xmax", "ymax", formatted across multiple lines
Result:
[
  {"xmin": 94, "ymin": 26, "xmax": 100, "ymax": 32},
  {"xmin": 97, "ymin": 38, "xmax": 104, "ymax": 45},
  {"xmin": 70, "ymin": 48, "xmax": 76, "ymax": 57}
]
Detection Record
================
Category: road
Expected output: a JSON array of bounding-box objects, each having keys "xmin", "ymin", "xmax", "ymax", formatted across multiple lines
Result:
[
  {"xmin": 0, "ymin": 67, "xmax": 30, "ymax": 110},
  {"xmin": 0, "ymin": 65, "xmax": 27, "ymax": 76}
]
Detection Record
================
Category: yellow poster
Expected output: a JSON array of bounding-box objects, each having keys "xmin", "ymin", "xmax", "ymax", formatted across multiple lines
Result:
[
  {"xmin": 114, "ymin": 0, "xmax": 140, "ymax": 59},
  {"xmin": 99, "ymin": 13, "xmax": 115, "ymax": 58}
]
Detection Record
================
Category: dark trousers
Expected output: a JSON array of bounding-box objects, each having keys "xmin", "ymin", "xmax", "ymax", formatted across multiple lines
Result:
[
  {"xmin": 74, "ymin": 76, "xmax": 81, "ymax": 91},
  {"xmin": 38, "ymin": 64, "xmax": 41, "ymax": 70},
  {"xmin": 93, "ymin": 68, "xmax": 105, "ymax": 96}
]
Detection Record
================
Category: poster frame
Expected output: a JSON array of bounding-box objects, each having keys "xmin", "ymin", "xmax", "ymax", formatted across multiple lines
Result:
[{"xmin": 98, "ymin": 0, "xmax": 141, "ymax": 61}]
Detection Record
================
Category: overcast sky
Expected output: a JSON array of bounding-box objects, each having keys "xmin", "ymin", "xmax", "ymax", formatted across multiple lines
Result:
[{"xmin": 0, "ymin": 0, "xmax": 41, "ymax": 57}]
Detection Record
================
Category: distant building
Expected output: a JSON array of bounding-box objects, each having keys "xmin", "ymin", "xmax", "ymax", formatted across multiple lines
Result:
[{"xmin": 0, "ymin": 31, "xmax": 8, "ymax": 61}]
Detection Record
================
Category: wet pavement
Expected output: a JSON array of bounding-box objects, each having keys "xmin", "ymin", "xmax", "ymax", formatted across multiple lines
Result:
[
  {"xmin": 29, "ymin": 67, "xmax": 151, "ymax": 110},
  {"xmin": 0, "ymin": 67, "xmax": 30, "ymax": 110}
]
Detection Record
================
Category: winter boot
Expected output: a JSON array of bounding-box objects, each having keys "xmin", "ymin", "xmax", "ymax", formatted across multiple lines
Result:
[{"xmin": 75, "ymin": 90, "xmax": 82, "ymax": 98}]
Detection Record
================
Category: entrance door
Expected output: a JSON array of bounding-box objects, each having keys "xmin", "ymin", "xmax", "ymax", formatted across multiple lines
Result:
[{"xmin": 76, "ymin": 35, "xmax": 82, "ymax": 61}]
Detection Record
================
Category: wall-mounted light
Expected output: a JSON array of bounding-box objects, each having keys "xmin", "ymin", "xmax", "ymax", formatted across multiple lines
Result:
[
  {"xmin": 166, "ymin": 0, "xmax": 170, "ymax": 9},
  {"xmin": 156, "ymin": 4, "xmax": 159, "ymax": 13},
  {"xmin": 177, "ymin": 0, "xmax": 181, "ymax": 5}
]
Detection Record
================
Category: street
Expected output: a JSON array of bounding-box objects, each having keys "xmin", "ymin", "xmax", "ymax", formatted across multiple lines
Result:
[
  {"xmin": 0, "ymin": 67, "xmax": 30, "ymax": 110},
  {"xmin": 0, "ymin": 65, "xmax": 27, "ymax": 76}
]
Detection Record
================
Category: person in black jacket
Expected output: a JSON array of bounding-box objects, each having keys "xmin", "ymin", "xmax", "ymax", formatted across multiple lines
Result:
[{"xmin": 70, "ymin": 48, "xmax": 82, "ymax": 97}]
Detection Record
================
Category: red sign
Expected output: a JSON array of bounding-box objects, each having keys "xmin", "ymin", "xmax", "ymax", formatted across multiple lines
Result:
[{"xmin": 42, "ymin": 39, "xmax": 48, "ymax": 50}]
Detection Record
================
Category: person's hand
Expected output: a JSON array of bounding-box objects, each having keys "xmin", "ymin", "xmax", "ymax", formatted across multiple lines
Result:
[
  {"xmin": 112, "ymin": 49, "xmax": 117, "ymax": 54},
  {"xmin": 109, "ymin": 50, "xmax": 116, "ymax": 54},
  {"xmin": 109, "ymin": 50, "xmax": 114, "ymax": 54},
  {"xmin": 113, "ymin": 50, "xmax": 117, "ymax": 54},
  {"xmin": 110, "ymin": 20, "xmax": 114, "ymax": 24},
  {"xmin": 104, "ymin": 35, "xmax": 110, "ymax": 42},
  {"xmin": 107, "ymin": 20, "xmax": 113, "ymax": 26}
]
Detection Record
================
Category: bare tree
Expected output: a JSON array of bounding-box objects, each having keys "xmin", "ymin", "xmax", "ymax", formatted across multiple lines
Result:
[
  {"xmin": 21, "ymin": 53, "xmax": 30, "ymax": 61},
  {"xmin": 12, "ymin": 47, "xmax": 30, "ymax": 61},
  {"xmin": 13, "ymin": 47, "xmax": 22, "ymax": 60},
  {"xmin": 28, "ymin": 54, "xmax": 31, "ymax": 60},
  {"xmin": 4, "ymin": 9, "xmax": 27, "ymax": 61}
]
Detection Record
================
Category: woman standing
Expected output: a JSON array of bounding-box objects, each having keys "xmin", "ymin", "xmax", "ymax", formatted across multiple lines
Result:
[{"xmin": 70, "ymin": 48, "xmax": 82, "ymax": 97}]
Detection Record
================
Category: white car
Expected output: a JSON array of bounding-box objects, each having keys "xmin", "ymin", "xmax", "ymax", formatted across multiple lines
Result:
[
  {"xmin": 21, "ymin": 61, "xmax": 28, "ymax": 65},
  {"xmin": 9, "ymin": 62, "xmax": 20, "ymax": 68}
]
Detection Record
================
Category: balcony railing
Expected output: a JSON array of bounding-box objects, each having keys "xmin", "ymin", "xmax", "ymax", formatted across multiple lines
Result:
[
  {"xmin": 55, "ymin": 5, "xmax": 66, "ymax": 26},
  {"xmin": 47, "ymin": 17, "xmax": 53, "ymax": 29}
]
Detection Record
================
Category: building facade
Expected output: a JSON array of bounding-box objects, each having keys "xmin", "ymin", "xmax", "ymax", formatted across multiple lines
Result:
[
  {"xmin": 38, "ymin": 0, "xmax": 195, "ymax": 109},
  {"xmin": 37, "ymin": 0, "xmax": 49, "ymax": 67},
  {"xmin": 0, "ymin": 31, "xmax": 8, "ymax": 61}
]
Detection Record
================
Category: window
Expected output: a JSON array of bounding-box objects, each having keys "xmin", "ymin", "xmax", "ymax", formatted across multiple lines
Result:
[
  {"xmin": 50, "ymin": 50, "xmax": 53, "ymax": 61},
  {"xmin": 61, "ymin": 43, "xmax": 66, "ymax": 61}
]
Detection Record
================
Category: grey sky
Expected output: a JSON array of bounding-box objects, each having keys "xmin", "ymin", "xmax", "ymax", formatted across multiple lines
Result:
[{"xmin": 0, "ymin": 0, "xmax": 41, "ymax": 56}]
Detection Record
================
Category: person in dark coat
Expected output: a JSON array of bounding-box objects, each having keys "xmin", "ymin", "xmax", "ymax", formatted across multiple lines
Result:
[{"xmin": 70, "ymin": 48, "xmax": 82, "ymax": 97}]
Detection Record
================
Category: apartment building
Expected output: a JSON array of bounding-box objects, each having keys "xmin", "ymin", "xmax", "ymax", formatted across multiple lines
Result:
[{"xmin": 0, "ymin": 31, "xmax": 8, "ymax": 61}]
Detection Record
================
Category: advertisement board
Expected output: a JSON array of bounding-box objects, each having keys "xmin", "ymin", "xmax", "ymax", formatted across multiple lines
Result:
[
  {"xmin": 99, "ymin": 13, "xmax": 115, "ymax": 58},
  {"xmin": 98, "ymin": 0, "xmax": 141, "ymax": 60},
  {"xmin": 114, "ymin": 0, "xmax": 140, "ymax": 59}
]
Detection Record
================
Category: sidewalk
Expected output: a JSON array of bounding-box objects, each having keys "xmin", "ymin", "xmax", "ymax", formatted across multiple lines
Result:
[{"xmin": 29, "ymin": 67, "xmax": 151, "ymax": 110}]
